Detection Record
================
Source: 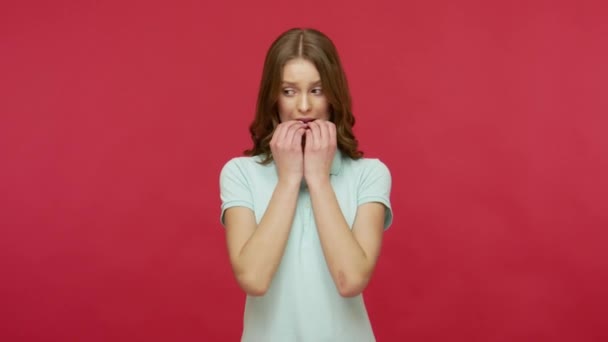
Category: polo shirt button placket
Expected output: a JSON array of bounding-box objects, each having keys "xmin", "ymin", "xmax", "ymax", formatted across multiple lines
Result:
[{"xmin": 301, "ymin": 193, "xmax": 312, "ymax": 232}]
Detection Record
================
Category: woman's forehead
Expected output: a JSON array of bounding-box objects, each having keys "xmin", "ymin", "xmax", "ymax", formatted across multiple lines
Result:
[{"xmin": 281, "ymin": 59, "xmax": 321, "ymax": 84}]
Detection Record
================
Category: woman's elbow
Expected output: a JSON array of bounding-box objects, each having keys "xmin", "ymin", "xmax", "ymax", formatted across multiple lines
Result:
[
  {"xmin": 236, "ymin": 272, "xmax": 270, "ymax": 297},
  {"xmin": 337, "ymin": 286, "xmax": 362, "ymax": 297},
  {"xmin": 335, "ymin": 272, "xmax": 369, "ymax": 298}
]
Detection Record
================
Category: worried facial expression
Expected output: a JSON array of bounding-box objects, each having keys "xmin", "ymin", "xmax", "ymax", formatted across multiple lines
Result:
[{"xmin": 277, "ymin": 58, "xmax": 330, "ymax": 124}]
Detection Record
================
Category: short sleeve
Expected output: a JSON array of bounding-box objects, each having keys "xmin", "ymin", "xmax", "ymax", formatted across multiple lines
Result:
[
  {"xmin": 219, "ymin": 158, "xmax": 254, "ymax": 227},
  {"xmin": 358, "ymin": 160, "xmax": 393, "ymax": 230}
]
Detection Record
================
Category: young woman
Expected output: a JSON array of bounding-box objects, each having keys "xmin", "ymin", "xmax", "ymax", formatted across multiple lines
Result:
[{"xmin": 219, "ymin": 28, "xmax": 393, "ymax": 342}]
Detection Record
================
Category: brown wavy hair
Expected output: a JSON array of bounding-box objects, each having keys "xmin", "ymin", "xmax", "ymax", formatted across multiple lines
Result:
[{"xmin": 244, "ymin": 28, "xmax": 363, "ymax": 164}]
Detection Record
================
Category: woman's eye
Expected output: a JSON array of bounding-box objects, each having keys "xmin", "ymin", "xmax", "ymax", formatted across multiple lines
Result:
[
  {"xmin": 311, "ymin": 88, "xmax": 323, "ymax": 95},
  {"xmin": 283, "ymin": 89, "xmax": 295, "ymax": 96}
]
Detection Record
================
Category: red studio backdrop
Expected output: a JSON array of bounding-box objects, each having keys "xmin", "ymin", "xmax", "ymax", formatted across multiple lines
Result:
[{"xmin": 1, "ymin": 1, "xmax": 607, "ymax": 341}]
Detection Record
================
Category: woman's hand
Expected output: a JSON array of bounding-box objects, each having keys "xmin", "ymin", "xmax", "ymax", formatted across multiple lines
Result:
[
  {"xmin": 270, "ymin": 120, "xmax": 307, "ymax": 185},
  {"xmin": 303, "ymin": 120, "xmax": 337, "ymax": 186}
]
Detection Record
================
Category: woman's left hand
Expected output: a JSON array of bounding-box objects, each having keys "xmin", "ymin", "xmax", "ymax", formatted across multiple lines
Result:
[{"xmin": 303, "ymin": 120, "xmax": 337, "ymax": 186}]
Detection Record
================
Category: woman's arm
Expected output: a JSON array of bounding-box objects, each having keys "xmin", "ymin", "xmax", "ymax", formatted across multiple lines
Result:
[
  {"xmin": 224, "ymin": 178, "xmax": 301, "ymax": 296},
  {"xmin": 303, "ymin": 120, "xmax": 388, "ymax": 297},
  {"xmin": 308, "ymin": 180, "xmax": 385, "ymax": 297},
  {"xmin": 223, "ymin": 120, "xmax": 307, "ymax": 296}
]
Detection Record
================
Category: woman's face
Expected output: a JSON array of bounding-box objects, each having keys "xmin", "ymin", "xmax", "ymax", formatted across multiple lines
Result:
[{"xmin": 277, "ymin": 58, "xmax": 330, "ymax": 124}]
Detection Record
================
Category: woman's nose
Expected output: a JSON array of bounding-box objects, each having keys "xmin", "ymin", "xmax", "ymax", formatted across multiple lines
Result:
[{"xmin": 298, "ymin": 94, "xmax": 311, "ymax": 112}]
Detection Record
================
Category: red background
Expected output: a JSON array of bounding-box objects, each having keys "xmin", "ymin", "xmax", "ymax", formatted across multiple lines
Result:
[{"xmin": 1, "ymin": 0, "xmax": 607, "ymax": 341}]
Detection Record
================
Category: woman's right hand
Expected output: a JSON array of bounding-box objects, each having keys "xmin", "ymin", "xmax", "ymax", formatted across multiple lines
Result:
[{"xmin": 270, "ymin": 120, "xmax": 307, "ymax": 185}]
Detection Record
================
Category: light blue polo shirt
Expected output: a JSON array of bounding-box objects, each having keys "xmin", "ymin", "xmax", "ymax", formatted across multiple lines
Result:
[{"xmin": 219, "ymin": 150, "xmax": 393, "ymax": 342}]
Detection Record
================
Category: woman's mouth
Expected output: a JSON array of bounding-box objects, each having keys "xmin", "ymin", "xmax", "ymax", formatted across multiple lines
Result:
[{"xmin": 298, "ymin": 118, "xmax": 315, "ymax": 124}]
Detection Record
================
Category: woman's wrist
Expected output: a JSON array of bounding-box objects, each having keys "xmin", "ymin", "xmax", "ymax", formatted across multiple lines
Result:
[
  {"xmin": 305, "ymin": 174, "xmax": 331, "ymax": 190},
  {"xmin": 277, "ymin": 175, "xmax": 303, "ymax": 189}
]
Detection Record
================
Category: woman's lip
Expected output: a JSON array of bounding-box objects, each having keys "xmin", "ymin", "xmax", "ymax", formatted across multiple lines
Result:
[{"xmin": 298, "ymin": 119, "xmax": 315, "ymax": 123}]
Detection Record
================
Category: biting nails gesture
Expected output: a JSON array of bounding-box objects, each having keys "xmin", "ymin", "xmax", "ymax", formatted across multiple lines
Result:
[
  {"xmin": 270, "ymin": 120, "xmax": 307, "ymax": 185},
  {"xmin": 304, "ymin": 120, "xmax": 337, "ymax": 186}
]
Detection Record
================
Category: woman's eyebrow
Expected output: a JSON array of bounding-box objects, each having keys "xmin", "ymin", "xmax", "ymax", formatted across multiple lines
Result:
[{"xmin": 281, "ymin": 80, "xmax": 322, "ymax": 86}]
